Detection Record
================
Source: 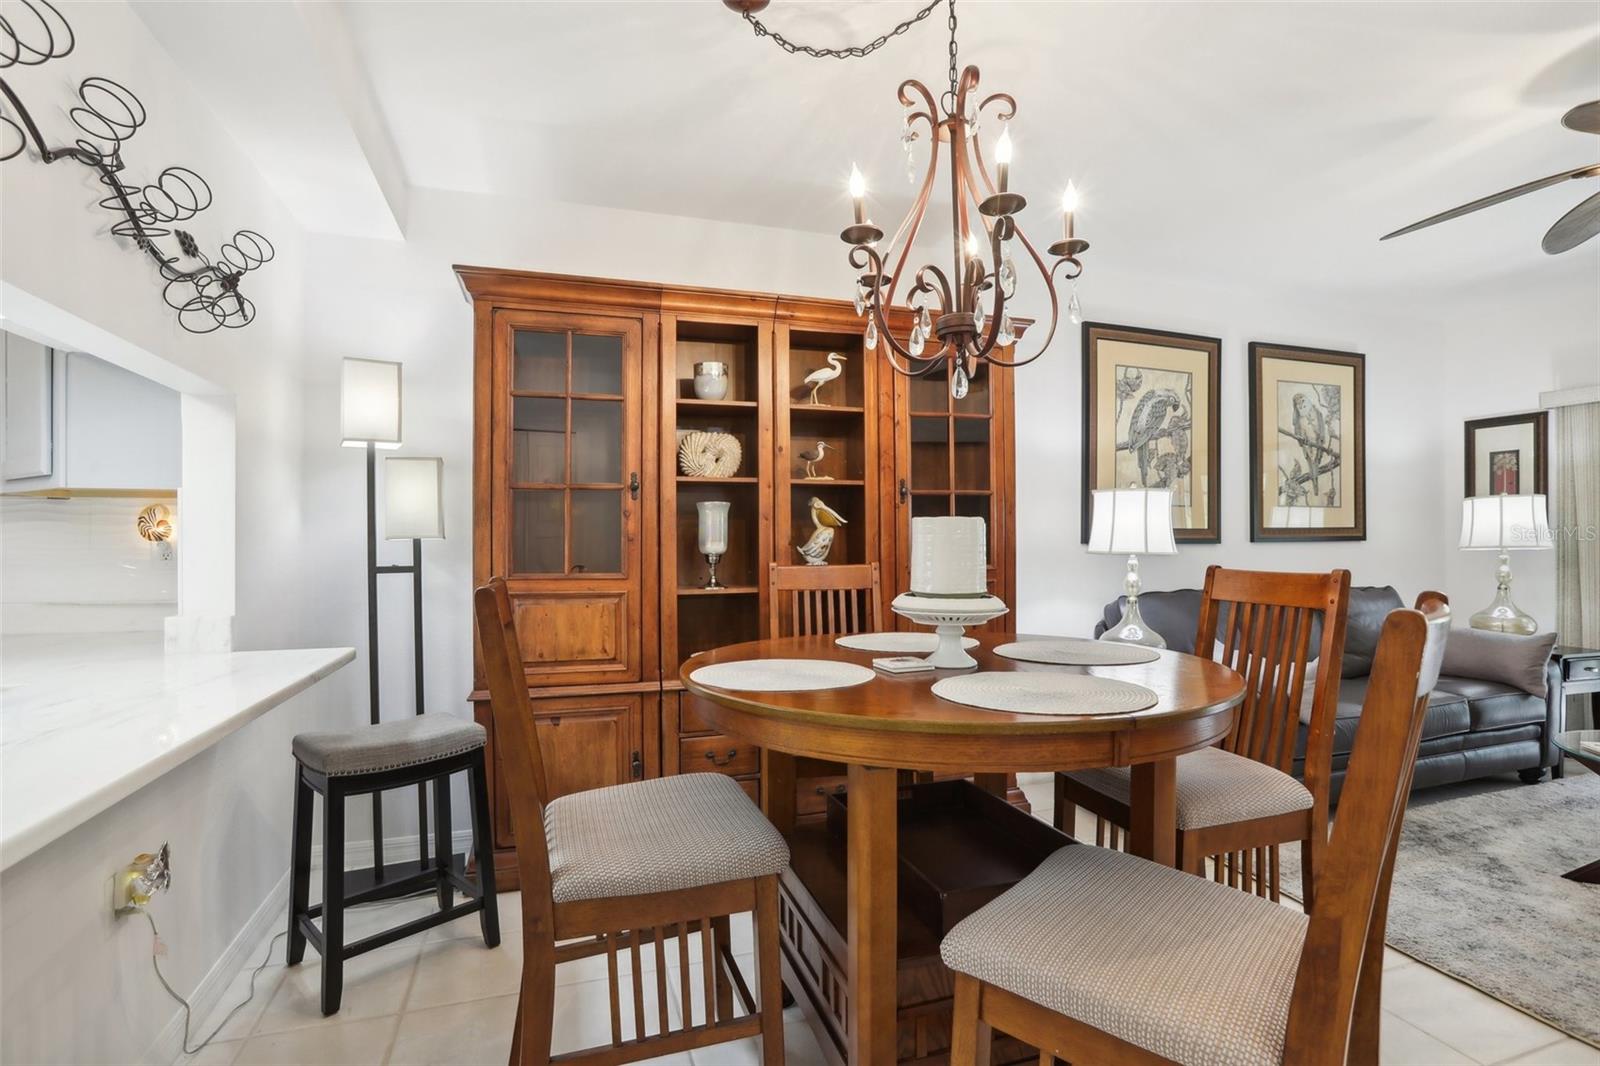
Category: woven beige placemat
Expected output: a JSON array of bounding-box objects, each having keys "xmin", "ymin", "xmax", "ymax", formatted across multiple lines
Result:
[
  {"xmin": 993, "ymin": 638, "xmax": 1160, "ymax": 667},
  {"xmin": 932, "ymin": 671, "xmax": 1158, "ymax": 715},
  {"xmin": 690, "ymin": 659, "xmax": 874, "ymax": 692}
]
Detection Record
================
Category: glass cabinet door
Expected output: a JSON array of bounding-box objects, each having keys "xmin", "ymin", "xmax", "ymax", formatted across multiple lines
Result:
[
  {"xmin": 507, "ymin": 327, "xmax": 628, "ymax": 576},
  {"xmin": 893, "ymin": 359, "xmax": 1011, "ymax": 620},
  {"xmin": 492, "ymin": 310, "xmax": 645, "ymax": 685}
]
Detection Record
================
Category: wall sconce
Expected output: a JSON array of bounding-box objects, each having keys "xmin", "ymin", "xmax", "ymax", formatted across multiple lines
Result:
[{"xmin": 137, "ymin": 503, "xmax": 175, "ymax": 561}]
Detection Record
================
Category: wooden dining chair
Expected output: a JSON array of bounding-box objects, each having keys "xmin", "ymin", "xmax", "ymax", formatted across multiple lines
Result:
[
  {"xmin": 767, "ymin": 562, "xmax": 883, "ymax": 638},
  {"xmin": 474, "ymin": 578, "xmax": 788, "ymax": 1065},
  {"xmin": 944, "ymin": 597, "xmax": 1451, "ymax": 1066},
  {"xmin": 1056, "ymin": 566, "xmax": 1351, "ymax": 905}
]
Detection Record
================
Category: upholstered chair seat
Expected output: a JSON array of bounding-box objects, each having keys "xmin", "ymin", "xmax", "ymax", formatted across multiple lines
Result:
[
  {"xmin": 544, "ymin": 773, "xmax": 790, "ymax": 904},
  {"xmin": 1061, "ymin": 747, "xmax": 1313, "ymax": 832},
  {"xmin": 292, "ymin": 715, "xmax": 486, "ymax": 777},
  {"xmin": 943, "ymin": 843, "xmax": 1308, "ymax": 1066}
]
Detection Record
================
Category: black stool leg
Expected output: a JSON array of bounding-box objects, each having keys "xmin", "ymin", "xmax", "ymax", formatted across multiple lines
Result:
[
  {"xmin": 433, "ymin": 772, "xmax": 454, "ymax": 910},
  {"xmin": 468, "ymin": 750, "xmax": 500, "ymax": 947},
  {"xmin": 320, "ymin": 780, "xmax": 346, "ymax": 1016},
  {"xmin": 287, "ymin": 764, "xmax": 314, "ymax": 965}
]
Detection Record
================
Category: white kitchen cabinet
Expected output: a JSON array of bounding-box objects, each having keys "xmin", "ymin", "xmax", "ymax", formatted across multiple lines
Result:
[{"xmin": 1, "ymin": 331, "xmax": 181, "ymax": 493}]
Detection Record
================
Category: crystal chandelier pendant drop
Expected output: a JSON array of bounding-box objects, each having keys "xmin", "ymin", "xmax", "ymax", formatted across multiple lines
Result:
[
  {"xmin": 853, "ymin": 283, "xmax": 867, "ymax": 317},
  {"xmin": 998, "ymin": 252, "xmax": 1016, "ymax": 298},
  {"xmin": 972, "ymin": 294, "xmax": 986, "ymax": 334},
  {"xmin": 918, "ymin": 304, "xmax": 932, "ymax": 335},
  {"xmin": 864, "ymin": 316, "xmax": 879, "ymax": 350},
  {"xmin": 997, "ymin": 313, "xmax": 1015, "ymax": 347},
  {"xmin": 952, "ymin": 364, "xmax": 970, "ymax": 399},
  {"xmin": 1068, "ymin": 283, "xmax": 1082, "ymax": 325},
  {"xmin": 909, "ymin": 323, "xmax": 926, "ymax": 356}
]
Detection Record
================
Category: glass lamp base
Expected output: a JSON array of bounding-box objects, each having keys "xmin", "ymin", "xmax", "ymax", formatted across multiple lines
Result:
[
  {"xmin": 1469, "ymin": 590, "xmax": 1537, "ymax": 635},
  {"xmin": 1100, "ymin": 599, "xmax": 1167, "ymax": 649}
]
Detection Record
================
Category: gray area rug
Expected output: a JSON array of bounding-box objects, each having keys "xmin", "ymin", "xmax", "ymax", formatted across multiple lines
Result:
[{"xmin": 1281, "ymin": 773, "xmax": 1600, "ymax": 1046}]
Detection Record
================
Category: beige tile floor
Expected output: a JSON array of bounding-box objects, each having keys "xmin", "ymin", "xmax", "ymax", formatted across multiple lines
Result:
[{"xmin": 181, "ymin": 774, "xmax": 1598, "ymax": 1066}]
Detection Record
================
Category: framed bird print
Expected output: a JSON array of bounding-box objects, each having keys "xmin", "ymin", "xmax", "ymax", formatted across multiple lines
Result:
[
  {"xmin": 1464, "ymin": 411, "xmax": 1547, "ymax": 498},
  {"xmin": 1248, "ymin": 343, "xmax": 1366, "ymax": 541},
  {"xmin": 1082, "ymin": 322, "xmax": 1221, "ymax": 543}
]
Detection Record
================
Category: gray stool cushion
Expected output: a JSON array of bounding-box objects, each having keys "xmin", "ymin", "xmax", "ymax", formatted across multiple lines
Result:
[
  {"xmin": 544, "ymin": 773, "xmax": 790, "ymax": 903},
  {"xmin": 1062, "ymin": 746, "xmax": 1312, "ymax": 831},
  {"xmin": 293, "ymin": 716, "xmax": 486, "ymax": 777},
  {"xmin": 942, "ymin": 844, "xmax": 1308, "ymax": 1066}
]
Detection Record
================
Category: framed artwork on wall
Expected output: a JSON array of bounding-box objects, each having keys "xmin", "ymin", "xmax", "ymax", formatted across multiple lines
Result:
[
  {"xmin": 1464, "ymin": 411, "xmax": 1547, "ymax": 497},
  {"xmin": 1081, "ymin": 322, "xmax": 1221, "ymax": 543},
  {"xmin": 1248, "ymin": 342, "xmax": 1366, "ymax": 541}
]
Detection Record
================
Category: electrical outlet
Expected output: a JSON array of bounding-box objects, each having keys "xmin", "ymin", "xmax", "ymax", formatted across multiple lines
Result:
[{"xmin": 113, "ymin": 843, "xmax": 172, "ymax": 916}]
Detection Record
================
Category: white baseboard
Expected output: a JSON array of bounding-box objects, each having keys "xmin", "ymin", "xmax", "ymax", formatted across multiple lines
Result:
[
  {"xmin": 143, "ymin": 831, "xmax": 480, "ymax": 1065},
  {"xmin": 143, "ymin": 869, "xmax": 290, "ymax": 1066}
]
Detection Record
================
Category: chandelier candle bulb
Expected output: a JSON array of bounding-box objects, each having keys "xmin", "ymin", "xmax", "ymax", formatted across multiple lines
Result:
[
  {"xmin": 1062, "ymin": 182, "xmax": 1079, "ymax": 241},
  {"xmin": 849, "ymin": 164, "xmax": 867, "ymax": 225},
  {"xmin": 995, "ymin": 126, "xmax": 1013, "ymax": 192}
]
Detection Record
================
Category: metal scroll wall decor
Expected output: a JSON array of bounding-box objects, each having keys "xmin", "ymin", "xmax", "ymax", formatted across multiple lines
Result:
[{"xmin": 0, "ymin": 0, "xmax": 273, "ymax": 333}]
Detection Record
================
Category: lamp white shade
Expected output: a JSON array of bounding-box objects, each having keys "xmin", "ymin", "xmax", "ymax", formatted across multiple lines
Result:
[
  {"xmin": 384, "ymin": 456, "xmax": 445, "ymax": 540},
  {"xmin": 1459, "ymin": 494, "xmax": 1552, "ymax": 551},
  {"xmin": 1087, "ymin": 489, "xmax": 1177, "ymax": 555},
  {"xmin": 341, "ymin": 357, "xmax": 402, "ymax": 448}
]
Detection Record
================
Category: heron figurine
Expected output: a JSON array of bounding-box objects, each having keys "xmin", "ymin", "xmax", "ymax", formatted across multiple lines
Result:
[
  {"xmin": 797, "ymin": 440, "xmax": 833, "ymax": 480},
  {"xmin": 803, "ymin": 352, "xmax": 847, "ymax": 405},
  {"xmin": 796, "ymin": 496, "xmax": 847, "ymax": 565}
]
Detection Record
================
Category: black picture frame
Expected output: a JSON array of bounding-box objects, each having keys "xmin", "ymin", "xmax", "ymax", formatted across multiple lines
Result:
[
  {"xmin": 1248, "ymin": 342, "xmax": 1366, "ymax": 542},
  {"xmin": 1081, "ymin": 321, "xmax": 1222, "ymax": 544},
  {"xmin": 1464, "ymin": 411, "xmax": 1548, "ymax": 498}
]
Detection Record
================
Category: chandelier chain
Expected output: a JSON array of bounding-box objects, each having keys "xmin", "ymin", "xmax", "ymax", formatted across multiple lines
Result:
[
  {"xmin": 737, "ymin": 0, "xmax": 945, "ymax": 61},
  {"xmin": 947, "ymin": 0, "xmax": 959, "ymax": 107}
]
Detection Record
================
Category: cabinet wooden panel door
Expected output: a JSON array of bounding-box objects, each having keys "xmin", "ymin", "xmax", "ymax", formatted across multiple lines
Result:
[
  {"xmin": 889, "ymin": 359, "xmax": 1016, "ymax": 626},
  {"xmin": 484, "ymin": 693, "xmax": 646, "ymax": 852},
  {"xmin": 489, "ymin": 309, "xmax": 651, "ymax": 686}
]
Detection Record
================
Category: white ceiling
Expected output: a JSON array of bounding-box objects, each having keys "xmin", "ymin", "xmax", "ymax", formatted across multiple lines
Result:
[{"xmin": 142, "ymin": 1, "xmax": 1600, "ymax": 294}]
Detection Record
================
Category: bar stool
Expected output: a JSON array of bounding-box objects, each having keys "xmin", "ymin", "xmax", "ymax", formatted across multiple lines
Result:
[{"xmin": 288, "ymin": 714, "xmax": 500, "ymax": 1015}]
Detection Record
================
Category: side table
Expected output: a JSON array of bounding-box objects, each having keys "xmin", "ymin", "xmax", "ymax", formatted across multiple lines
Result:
[{"xmin": 1550, "ymin": 645, "xmax": 1600, "ymax": 779}]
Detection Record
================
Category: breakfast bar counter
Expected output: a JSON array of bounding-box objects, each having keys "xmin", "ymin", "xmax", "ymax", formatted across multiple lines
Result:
[{"xmin": 0, "ymin": 632, "xmax": 354, "ymax": 870}]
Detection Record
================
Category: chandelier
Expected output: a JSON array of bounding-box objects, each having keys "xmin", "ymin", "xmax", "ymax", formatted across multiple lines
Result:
[{"xmin": 729, "ymin": 0, "xmax": 1089, "ymax": 398}]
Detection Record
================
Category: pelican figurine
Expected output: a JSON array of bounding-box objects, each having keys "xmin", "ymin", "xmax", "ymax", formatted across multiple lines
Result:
[
  {"xmin": 803, "ymin": 352, "xmax": 847, "ymax": 405},
  {"xmin": 797, "ymin": 440, "xmax": 833, "ymax": 480},
  {"xmin": 796, "ymin": 496, "xmax": 847, "ymax": 565}
]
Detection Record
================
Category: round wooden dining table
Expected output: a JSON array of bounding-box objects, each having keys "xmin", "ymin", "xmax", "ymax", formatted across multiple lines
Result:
[{"xmin": 682, "ymin": 632, "xmax": 1245, "ymax": 1066}]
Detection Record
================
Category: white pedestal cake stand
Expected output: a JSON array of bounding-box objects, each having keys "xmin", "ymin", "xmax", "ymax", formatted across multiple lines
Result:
[{"xmin": 890, "ymin": 593, "xmax": 1009, "ymax": 669}]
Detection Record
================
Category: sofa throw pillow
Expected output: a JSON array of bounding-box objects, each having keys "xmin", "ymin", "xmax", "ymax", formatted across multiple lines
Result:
[{"xmin": 1438, "ymin": 627, "xmax": 1556, "ymax": 696}]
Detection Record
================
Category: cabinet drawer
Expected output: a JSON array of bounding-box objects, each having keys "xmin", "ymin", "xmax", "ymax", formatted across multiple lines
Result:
[
  {"xmin": 1563, "ymin": 657, "xmax": 1600, "ymax": 684},
  {"xmin": 798, "ymin": 775, "xmax": 848, "ymax": 817},
  {"xmin": 736, "ymin": 777, "xmax": 760, "ymax": 804},
  {"xmin": 680, "ymin": 734, "xmax": 759, "ymax": 777},
  {"xmin": 679, "ymin": 695, "xmax": 722, "ymax": 736}
]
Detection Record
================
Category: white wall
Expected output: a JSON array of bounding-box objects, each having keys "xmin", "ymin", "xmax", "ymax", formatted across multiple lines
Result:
[
  {"xmin": 0, "ymin": 3, "xmax": 331, "ymax": 1061},
  {"xmin": 299, "ymin": 186, "xmax": 1596, "ymax": 850}
]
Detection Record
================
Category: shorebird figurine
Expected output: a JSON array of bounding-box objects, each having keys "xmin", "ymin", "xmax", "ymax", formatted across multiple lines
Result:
[
  {"xmin": 796, "ymin": 496, "xmax": 847, "ymax": 565},
  {"xmin": 803, "ymin": 352, "xmax": 847, "ymax": 405},
  {"xmin": 797, "ymin": 440, "xmax": 833, "ymax": 480}
]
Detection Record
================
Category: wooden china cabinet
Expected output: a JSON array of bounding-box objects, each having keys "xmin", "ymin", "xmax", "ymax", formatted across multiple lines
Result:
[{"xmin": 458, "ymin": 266, "xmax": 1018, "ymax": 891}]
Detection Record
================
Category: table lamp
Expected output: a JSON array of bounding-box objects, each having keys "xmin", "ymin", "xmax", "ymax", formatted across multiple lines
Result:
[
  {"xmin": 1459, "ymin": 494, "xmax": 1552, "ymax": 634},
  {"xmin": 1088, "ymin": 488, "xmax": 1177, "ymax": 648}
]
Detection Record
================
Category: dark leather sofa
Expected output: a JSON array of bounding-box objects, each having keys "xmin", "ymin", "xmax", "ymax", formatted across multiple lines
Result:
[{"xmin": 1094, "ymin": 586, "xmax": 1561, "ymax": 801}]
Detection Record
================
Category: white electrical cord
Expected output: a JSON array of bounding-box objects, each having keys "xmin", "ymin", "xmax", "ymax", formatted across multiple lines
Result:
[{"xmin": 145, "ymin": 888, "xmax": 437, "ymax": 1057}]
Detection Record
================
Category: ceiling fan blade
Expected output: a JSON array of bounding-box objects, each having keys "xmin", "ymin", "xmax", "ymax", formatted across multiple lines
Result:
[
  {"xmin": 1542, "ymin": 189, "xmax": 1600, "ymax": 254},
  {"xmin": 1380, "ymin": 164, "xmax": 1600, "ymax": 241},
  {"xmin": 1561, "ymin": 101, "xmax": 1600, "ymax": 135}
]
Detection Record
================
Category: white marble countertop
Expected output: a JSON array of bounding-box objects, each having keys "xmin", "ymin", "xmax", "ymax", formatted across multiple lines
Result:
[{"xmin": 0, "ymin": 633, "xmax": 354, "ymax": 870}]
